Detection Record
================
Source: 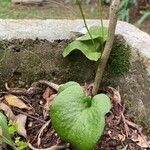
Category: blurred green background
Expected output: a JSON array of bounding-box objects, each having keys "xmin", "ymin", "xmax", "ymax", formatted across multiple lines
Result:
[{"xmin": 0, "ymin": 0, "xmax": 149, "ymax": 33}]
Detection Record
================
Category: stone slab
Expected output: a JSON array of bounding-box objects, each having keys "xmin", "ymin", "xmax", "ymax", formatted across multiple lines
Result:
[{"xmin": 0, "ymin": 19, "xmax": 149, "ymax": 59}]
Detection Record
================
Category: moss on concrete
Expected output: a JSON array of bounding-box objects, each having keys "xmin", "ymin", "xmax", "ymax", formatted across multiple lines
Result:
[
  {"xmin": 0, "ymin": 35, "xmax": 150, "ymax": 129},
  {"xmin": 0, "ymin": 35, "xmax": 131, "ymax": 90},
  {"xmin": 108, "ymin": 35, "xmax": 131, "ymax": 76},
  {"xmin": 110, "ymin": 58, "xmax": 150, "ymax": 130}
]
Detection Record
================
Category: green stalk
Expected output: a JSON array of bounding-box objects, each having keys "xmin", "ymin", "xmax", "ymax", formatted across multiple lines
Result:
[
  {"xmin": 0, "ymin": 136, "xmax": 17, "ymax": 150},
  {"xmin": 98, "ymin": 0, "xmax": 104, "ymax": 51},
  {"xmin": 76, "ymin": 0, "xmax": 95, "ymax": 49}
]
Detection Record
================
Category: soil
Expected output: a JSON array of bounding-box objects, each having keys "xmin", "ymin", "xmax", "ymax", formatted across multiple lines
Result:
[{"xmin": 1, "ymin": 82, "xmax": 149, "ymax": 150}]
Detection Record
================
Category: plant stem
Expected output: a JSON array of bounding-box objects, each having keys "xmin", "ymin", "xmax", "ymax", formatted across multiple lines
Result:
[
  {"xmin": 92, "ymin": 0, "xmax": 120, "ymax": 96},
  {"xmin": 76, "ymin": 0, "xmax": 95, "ymax": 48},
  {"xmin": 98, "ymin": 0, "xmax": 104, "ymax": 47}
]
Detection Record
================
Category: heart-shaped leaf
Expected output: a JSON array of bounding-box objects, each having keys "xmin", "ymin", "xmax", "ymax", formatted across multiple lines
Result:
[
  {"xmin": 76, "ymin": 26, "xmax": 108, "ymax": 41},
  {"xmin": 63, "ymin": 40, "xmax": 101, "ymax": 61},
  {"xmin": 58, "ymin": 81, "xmax": 80, "ymax": 93},
  {"xmin": 50, "ymin": 83, "xmax": 111, "ymax": 150}
]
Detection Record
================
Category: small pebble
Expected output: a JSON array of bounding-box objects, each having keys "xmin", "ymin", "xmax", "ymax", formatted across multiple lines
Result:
[
  {"xmin": 28, "ymin": 122, "xmax": 33, "ymax": 127},
  {"xmin": 54, "ymin": 133, "xmax": 58, "ymax": 136},
  {"xmin": 39, "ymin": 100, "xmax": 43, "ymax": 105}
]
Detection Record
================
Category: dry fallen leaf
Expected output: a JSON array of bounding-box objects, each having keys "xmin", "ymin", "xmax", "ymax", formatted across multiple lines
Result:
[
  {"xmin": 42, "ymin": 87, "xmax": 56, "ymax": 118},
  {"xmin": 118, "ymin": 134, "xmax": 126, "ymax": 142},
  {"xmin": 43, "ymin": 87, "xmax": 53, "ymax": 100},
  {"xmin": 15, "ymin": 114, "xmax": 27, "ymax": 138},
  {"xmin": 4, "ymin": 94, "xmax": 31, "ymax": 110},
  {"xmin": 0, "ymin": 102, "xmax": 27, "ymax": 138},
  {"xmin": 43, "ymin": 94, "xmax": 56, "ymax": 118},
  {"xmin": 0, "ymin": 102, "xmax": 15, "ymax": 120},
  {"xmin": 131, "ymin": 130, "xmax": 150, "ymax": 148},
  {"xmin": 107, "ymin": 86, "xmax": 122, "ymax": 105}
]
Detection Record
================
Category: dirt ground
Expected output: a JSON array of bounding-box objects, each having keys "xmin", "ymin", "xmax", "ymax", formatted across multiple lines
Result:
[{"xmin": 1, "ymin": 81, "xmax": 150, "ymax": 150}]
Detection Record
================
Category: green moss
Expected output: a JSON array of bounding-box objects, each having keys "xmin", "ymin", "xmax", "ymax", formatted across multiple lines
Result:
[
  {"xmin": 0, "ymin": 37, "xmax": 131, "ymax": 90},
  {"xmin": 107, "ymin": 36, "xmax": 131, "ymax": 76}
]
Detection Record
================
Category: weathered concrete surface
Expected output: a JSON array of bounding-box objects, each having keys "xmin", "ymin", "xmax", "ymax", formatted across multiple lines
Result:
[
  {"xmin": 0, "ymin": 39, "xmax": 97, "ymax": 87},
  {"xmin": 0, "ymin": 19, "xmax": 149, "ymax": 57},
  {"xmin": 0, "ymin": 19, "xmax": 149, "ymax": 73},
  {"xmin": 0, "ymin": 19, "xmax": 149, "ymax": 126}
]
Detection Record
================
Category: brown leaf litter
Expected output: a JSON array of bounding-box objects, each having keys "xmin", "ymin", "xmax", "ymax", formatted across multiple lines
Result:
[{"xmin": 0, "ymin": 80, "xmax": 149, "ymax": 150}]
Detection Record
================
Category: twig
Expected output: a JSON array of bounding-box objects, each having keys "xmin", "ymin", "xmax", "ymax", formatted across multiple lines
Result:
[
  {"xmin": 121, "ymin": 112, "xmax": 130, "ymax": 137},
  {"xmin": 92, "ymin": 0, "xmax": 120, "ymax": 95},
  {"xmin": 13, "ymin": 108, "xmax": 46, "ymax": 124},
  {"xmin": 0, "ymin": 97, "xmax": 3, "ymax": 101},
  {"xmin": 125, "ymin": 120, "xmax": 143, "ymax": 133},
  {"xmin": 31, "ymin": 80, "xmax": 59, "ymax": 91},
  {"xmin": 5, "ymin": 83, "xmax": 28, "ymax": 95},
  {"xmin": 27, "ymin": 143, "xmax": 66, "ymax": 150},
  {"xmin": 38, "ymin": 120, "xmax": 50, "ymax": 146}
]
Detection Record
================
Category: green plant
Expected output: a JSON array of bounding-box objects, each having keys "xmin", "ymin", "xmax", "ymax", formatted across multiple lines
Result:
[
  {"xmin": 8, "ymin": 121, "xmax": 18, "ymax": 135},
  {"xmin": 15, "ymin": 137, "xmax": 28, "ymax": 150},
  {"xmin": 50, "ymin": 0, "xmax": 120, "ymax": 149},
  {"xmin": 135, "ymin": 11, "xmax": 150, "ymax": 27},
  {"xmin": 119, "ymin": 0, "xmax": 137, "ymax": 22},
  {"xmin": 107, "ymin": 38, "xmax": 131, "ymax": 76},
  {"xmin": 63, "ymin": 0, "xmax": 108, "ymax": 61},
  {"xmin": 63, "ymin": 0, "xmax": 107, "ymax": 61},
  {"xmin": 118, "ymin": 0, "xmax": 149, "ymax": 26},
  {"xmin": 50, "ymin": 82, "xmax": 111, "ymax": 150},
  {"xmin": 0, "ymin": 112, "xmax": 16, "ymax": 149},
  {"xmin": 0, "ymin": 112, "xmax": 27, "ymax": 150},
  {"xmin": 63, "ymin": 26, "xmax": 108, "ymax": 61}
]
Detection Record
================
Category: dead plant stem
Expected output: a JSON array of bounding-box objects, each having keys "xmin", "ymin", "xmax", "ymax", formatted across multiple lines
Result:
[{"xmin": 92, "ymin": 0, "xmax": 120, "ymax": 95}]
